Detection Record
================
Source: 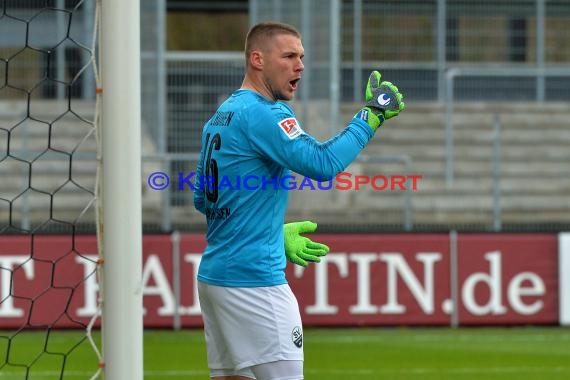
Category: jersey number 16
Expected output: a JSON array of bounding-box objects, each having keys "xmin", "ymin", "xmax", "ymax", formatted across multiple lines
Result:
[{"xmin": 204, "ymin": 132, "xmax": 221, "ymax": 203}]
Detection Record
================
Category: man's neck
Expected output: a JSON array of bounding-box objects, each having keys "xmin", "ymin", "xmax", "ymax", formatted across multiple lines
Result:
[{"xmin": 241, "ymin": 75, "xmax": 274, "ymax": 102}]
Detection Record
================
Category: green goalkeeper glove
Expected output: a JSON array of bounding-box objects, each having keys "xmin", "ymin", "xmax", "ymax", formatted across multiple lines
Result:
[
  {"xmin": 355, "ymin": 70, "xmax": 406, "ymax": 132},
  {"xmin": 284, "ymin": 221, "xmax": 330, "ymax": 267}
]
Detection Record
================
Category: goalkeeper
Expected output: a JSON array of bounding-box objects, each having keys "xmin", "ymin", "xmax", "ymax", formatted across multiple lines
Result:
[{"xmin": 194, "ymin": 21, "xmax": 404, "ymax": 380}]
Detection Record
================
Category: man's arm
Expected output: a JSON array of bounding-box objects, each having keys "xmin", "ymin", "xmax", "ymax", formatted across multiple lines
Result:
[{"xmin": 247, "ymin": 71, "xmax": 405, "ymax": 180}]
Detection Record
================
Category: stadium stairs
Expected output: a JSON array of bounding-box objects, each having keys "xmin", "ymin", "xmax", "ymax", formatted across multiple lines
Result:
[
  {"xmin": 337, "ymin": 101, "xmax": 570, "ymax": 229},
  {"xmin": 286, "ymin": 101, "xmax": 570, "ymax": 231},
  {"xmin": 0, "ymin": 100, "xmax": 161, "ymax": 233},
  {"xmin": 2, "ymin": 100, "xmax": 569, "ymax": 232}
]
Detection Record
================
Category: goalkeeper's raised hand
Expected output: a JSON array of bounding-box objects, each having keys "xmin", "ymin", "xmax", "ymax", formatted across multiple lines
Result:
[
  {"xmin": 284, "ymin": 221, "xmax": 330, "ymax": 267},
  {"xmin": 356, "ymin": 70, "xmax": 405, "ymax": 132}
]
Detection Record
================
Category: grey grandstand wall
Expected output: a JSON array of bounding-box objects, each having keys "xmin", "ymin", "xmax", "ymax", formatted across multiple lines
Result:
[{"xmin": 139, "ymin": 0, "xmax": 570, "ymax": 233}]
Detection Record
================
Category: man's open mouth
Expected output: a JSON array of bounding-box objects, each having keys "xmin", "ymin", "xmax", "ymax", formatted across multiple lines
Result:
[{"xmin": 290, "ymin": 78, "xmax": 300, "ymax": 89}]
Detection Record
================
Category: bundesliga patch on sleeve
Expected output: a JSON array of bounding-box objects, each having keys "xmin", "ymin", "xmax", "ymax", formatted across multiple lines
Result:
[{"xmin": 278, "ymin": 117, "xmax": 304, "ymax": 139}]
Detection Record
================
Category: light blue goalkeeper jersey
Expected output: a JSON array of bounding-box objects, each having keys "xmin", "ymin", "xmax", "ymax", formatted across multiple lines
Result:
[{"xmin": 194, "ymin": 89, "xmax": 374, "ymax": 287}]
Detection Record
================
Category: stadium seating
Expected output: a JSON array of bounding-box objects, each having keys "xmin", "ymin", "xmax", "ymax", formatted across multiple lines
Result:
[{"xmin": 3, "ymin": 100, "xmax": 568, "ymax": 232}]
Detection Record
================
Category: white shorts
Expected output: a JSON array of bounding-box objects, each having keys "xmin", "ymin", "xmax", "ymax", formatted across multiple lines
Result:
[{"xmin": 198, "ymin": 282, "xmax": 304, "ymax": 377}]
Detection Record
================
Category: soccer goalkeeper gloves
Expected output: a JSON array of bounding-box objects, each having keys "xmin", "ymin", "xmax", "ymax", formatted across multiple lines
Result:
[
  {"xmin": 355, "ymin": 70, "xmax": 405, "ymax": 132},
  {"xmin": 284, "ymin": 221, "xmax": 330, "ymax": 267}
]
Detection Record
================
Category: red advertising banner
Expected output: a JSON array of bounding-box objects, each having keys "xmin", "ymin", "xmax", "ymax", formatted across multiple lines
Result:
[
  {"xmin": 286, "ymin": 234, "xmax": 452, "ymax": 326},
  {"xmin": 0, "ymin": 233, "xmax": 559, "ymax": 328},
  {"xmin": 0, "ymin": 235, "xmax": 98, "ymax": 329},
  {"xmin": 456, "ymin": 234, "xmax": 559, "ymax": 325}
]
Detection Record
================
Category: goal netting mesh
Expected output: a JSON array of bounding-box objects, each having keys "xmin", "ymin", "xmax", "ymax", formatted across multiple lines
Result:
[{"xmin": 0, "ymin": 0, "xmax": 102, "ymax": 378}]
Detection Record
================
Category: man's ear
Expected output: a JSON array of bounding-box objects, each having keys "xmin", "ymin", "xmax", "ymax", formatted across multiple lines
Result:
[{"xmin": 249, "ymin": 50, "xmax": 263, "ymax": 70}]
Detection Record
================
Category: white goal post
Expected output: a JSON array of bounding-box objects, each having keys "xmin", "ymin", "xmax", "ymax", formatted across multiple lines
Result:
[{"xmin": 100, "ymin": 0, "xmax": 143, "ymax": 378}]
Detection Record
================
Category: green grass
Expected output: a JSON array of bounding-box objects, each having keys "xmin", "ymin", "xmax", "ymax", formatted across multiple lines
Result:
[{"xmin": 1, "ymin": 327, "xmax": 569, "ymax": 379}]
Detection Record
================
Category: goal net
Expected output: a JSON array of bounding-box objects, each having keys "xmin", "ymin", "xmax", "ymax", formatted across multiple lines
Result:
[{"xmin": 0, "ymin": 0, "xmax": 102, "ymax": 378}]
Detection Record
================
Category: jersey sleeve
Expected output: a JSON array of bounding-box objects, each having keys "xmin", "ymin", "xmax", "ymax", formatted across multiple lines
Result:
[{"xmin": 245, "ymin": 103, "xmax": 375, "ymax": 180}]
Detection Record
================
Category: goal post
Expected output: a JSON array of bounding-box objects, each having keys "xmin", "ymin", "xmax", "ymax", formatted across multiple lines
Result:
[{"xmin": 100, "ymin": 0, "xmax": 143, "ymax": 378}]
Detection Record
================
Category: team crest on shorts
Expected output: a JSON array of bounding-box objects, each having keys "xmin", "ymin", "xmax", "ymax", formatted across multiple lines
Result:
[{"xmin": 291, "ymin": 326, "xmax": 303, "ymax": 348}]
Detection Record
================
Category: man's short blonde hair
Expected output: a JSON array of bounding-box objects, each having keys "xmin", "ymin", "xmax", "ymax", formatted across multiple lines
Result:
[{"xmin": 244, "ymin": 22, "xmax": 302, "ymax": 62}]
